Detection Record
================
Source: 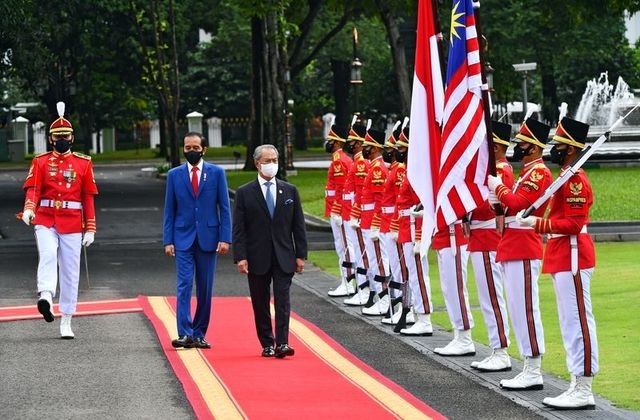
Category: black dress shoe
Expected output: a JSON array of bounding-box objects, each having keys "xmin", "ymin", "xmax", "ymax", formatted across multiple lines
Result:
[
  {"xmin": 193, "ymin": 337, "xmax": 211, "ymax": 349},
  {"xmin": 275, "ymin": 344, "xmax": 295, "ymax": 358},
  {"xmin": 261, "ymin": 346, "xmax": 275, "ymax": 357},
  {"xmin": 37, "ymin": 299, "xmax": 55, "ymax": 323},
  {"xmin": 171, "ymin": 336, "xmax": 195, "ymax": 348}
]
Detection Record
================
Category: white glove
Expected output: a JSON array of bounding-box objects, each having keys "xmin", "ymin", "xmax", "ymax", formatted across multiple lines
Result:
[
  {"xmin": 413, "ymin": 240, "xmax": 422, "ymax": 255},
  {"xmin": 410, "ymin": 205, "xmax": 423, "ymax": 218},
  {"xmin": 389, "ymin": 231, "xmax": 398, "ymax": 242},
  {"xmin": 488, "ymin": 191, "xmax": 501, "ymax": 206},
  {"xmin": 487, "ymin": 174, "xmax": 503, "ymax": 193},
  {"xmin": 516, "ymin": 210, "xmax": 538, "ymax": 228},
  {"xmin": 21, "ymin": 209, "xmax": 35, "ymax": 226},
  {"xmin": 350, "ymin": 217, "xmax": 360, "ymax": 230},
  {"xmin": 82, "ymin": 231, "xmax": 95, "ymax": 247},
  {"xmin": 369, "ymin": 228, "xmax": 380, "ymax": 241},
  {"xmin": 330, "ymin": 213, "xmax": 342, "ymax": 226}
]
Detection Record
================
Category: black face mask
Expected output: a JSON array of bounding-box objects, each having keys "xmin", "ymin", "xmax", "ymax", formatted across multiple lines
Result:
[
  {"xmin": 550, "ymin": 145, "xmax": 568, "ymax": 165},
  {"xmin": 395, "ymin": 150, "xmax": 407, "ymax": 163},
  {"xmin": 361, "ymin": 147, "xmax": 373, "ymax": 159},
  {"xmin": 324, "ymin": 141, "xmax": 333, "ymax": 153},
  {"xmin": 184, "ymin": 150, "xmax": 203, "ymax": 165},
  {"xmin": 52, "ymin": 140, "xmax": 71, "ymax": 154},
  {"xmin": 512, "ymin": 144, "xmax": 530, "ymax": 161},
  {"xmin": 343, "ymin": 142, "xmax": 355, "ymax": 155},
  {"xmin": 382, "ymin": 150, "xmax": 394, "ymax": 163}
]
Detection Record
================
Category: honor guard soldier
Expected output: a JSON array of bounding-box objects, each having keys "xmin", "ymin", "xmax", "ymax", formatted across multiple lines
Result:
[
  {"xmin": 517, "ymin": 118, "xmax": 598, "ymax": 409},
  {"xmin": 21, "ymin": 102, "xmax": 98, "ymax": 339},
  {"xmin": 468, "ymin": 121, "xmax": 514, "ymax": 371},
  {"xmin": 394, "ymin": 127, "xmax": 434, "ymax": 335},
  {"xmin": 487, "ymin": 118, "xmax": 553, "ymax": 390},
  {"xmin": 378, "ymin": 123, "xmax": 406, "ymax": 323},
  {"xmin": 343, "ymin": 121, "xmax": 372, "ymax": 306},
  {"xmin": 432, "ymin": 218, "xmax": 473, "ymax": 355},
  {"xmin": 358, "ymin": 127, "xmax": 391, "ymax": 316},
  {"xmin": 324, "ymin": 123, "xmax": 356, "ymax": 297}
]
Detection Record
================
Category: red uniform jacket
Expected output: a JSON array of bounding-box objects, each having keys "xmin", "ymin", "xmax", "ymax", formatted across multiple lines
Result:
[
  {"xmin": 495, "ymin": 158, "xmax": 552, "ymax": 261},
  {"xmin": 325, "ymin": 149, "xmax": 352, "ymax": 217},
  {"xmin": 348, "ymin": 152, "xmax": 370, "ymax": 221},
  {"xmin": 536, "ymin": 168, "xmax": 595, "ymax": 272},
  {"xmin": 394, "ymin": 176, "xmax": 421, "ymax": 244},
  {"xmin": 468, "ymin": 158, "xmax": 514, "ymax": 252},
  {"xmin": 360, "ymin": 156, "xmax": 388, "ymax": 230},
  {"xmin": 23, "ymin": 150, "xmax": 98, "ymax": 234},
  {"xmin": 431, "ymin": 224, "xmax": 468, "ymax": 250},
  {"xmin": 379, "ymin": 162, "xmax": 405, "ymax": 233}
]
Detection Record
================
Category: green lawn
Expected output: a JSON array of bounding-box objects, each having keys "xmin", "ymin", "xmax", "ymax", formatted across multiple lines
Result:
[{"xmin": 308, "ymin": 243, "xmax": 640, "ymax": 411}]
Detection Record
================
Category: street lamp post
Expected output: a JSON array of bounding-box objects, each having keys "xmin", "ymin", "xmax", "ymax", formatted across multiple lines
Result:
[
  {"xmin": 283, "ymin": 68, "xmax": 295, "ymax": 171},
  {"xmin": 350, "ymin": 27, "xmax": 363, "ymax": 115},
  {"xmin": 512, "ymin": 61, "xmax": 537, "ymax": 119}
]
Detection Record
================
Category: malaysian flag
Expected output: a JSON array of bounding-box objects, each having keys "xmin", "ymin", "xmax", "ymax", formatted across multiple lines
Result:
[
  {"xmin": 407, "ymin": 0, "xmax": 445, "ymax": 250},
  {"xmin": 435, "ymin": 0, "xmax": 489, "ymax": 230}
]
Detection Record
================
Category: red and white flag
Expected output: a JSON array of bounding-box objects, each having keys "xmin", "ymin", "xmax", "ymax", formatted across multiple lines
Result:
[
  {"xmin": 407, "ymin": 0, "xmax": 445, "ymax": 249},
  {"xmin": 435, "ymin": 0, "xmax": 489, "ymax": 231}
]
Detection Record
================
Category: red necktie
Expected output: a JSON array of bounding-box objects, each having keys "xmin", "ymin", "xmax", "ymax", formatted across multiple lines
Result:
[{"xmin": 191, "ymin": 167, "xmax": 199, "ymax": 195}]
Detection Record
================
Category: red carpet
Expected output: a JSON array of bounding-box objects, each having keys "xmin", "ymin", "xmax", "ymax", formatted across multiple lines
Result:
[
  {"xmin": 0, "ymin": 298, "xmax": 142, "ymax": 322},
  {"xmin": 141, "ymin": 296, "xmax": 445, "ymax": 419}
]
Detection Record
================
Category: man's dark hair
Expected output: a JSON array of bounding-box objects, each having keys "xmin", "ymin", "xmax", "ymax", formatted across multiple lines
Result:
[{"xmin": 184, "ymin": 132, "xmax": 208, "ymax": 147}]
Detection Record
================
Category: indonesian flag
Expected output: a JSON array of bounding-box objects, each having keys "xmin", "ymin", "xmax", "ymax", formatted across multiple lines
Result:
[
  {"xmin": 407, "ymin": 0, "xmax": 445, "ymax": 249},
  {"xmin": 435, "ymin": 0, "xmax": 489, "ymax": 230}
]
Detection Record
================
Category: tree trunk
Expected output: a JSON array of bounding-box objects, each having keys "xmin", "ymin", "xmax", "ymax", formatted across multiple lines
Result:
[
  {"xmin": 265, "ymin": 11, "xmax": 286, "ymax": 178},
  {"xmin": 158, "ymin": 102, "xmax": 167, "ymax": 160},
  {"xmin": 248, "ymin": 16, "xmax": 264, "ymax": 171},
  {"xmin": 376, "ymin": 0, "xmax": 412, "ymax": 116},
  {"xmin": 331, "ymin": 59, "xmax": 351, "ymax": 130}
]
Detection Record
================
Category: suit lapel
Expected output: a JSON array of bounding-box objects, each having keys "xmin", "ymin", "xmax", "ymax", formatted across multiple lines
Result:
[
  {"xmin": 273, "ymin": 179, "xmax": 284, "ymax": 218},
  {"xmin": 180, "ymin": 163, "xmax": 196, "ymax": 199},
  {"xmin": 251, "ymin": 179, "xmax": 271, "ymax": 218}
]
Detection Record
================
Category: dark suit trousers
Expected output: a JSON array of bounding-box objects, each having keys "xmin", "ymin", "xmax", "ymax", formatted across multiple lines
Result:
[
  {"xmin": 175, "ymin": 240, "xmax": 217, "ymax": 338},
  {"xmin": 247, "ymin": 256, "xmax": 293, "ymax": 348}
]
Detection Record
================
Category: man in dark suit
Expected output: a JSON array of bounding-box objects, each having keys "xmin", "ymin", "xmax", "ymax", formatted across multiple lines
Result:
[
  {"xmin": 232, "ymin": 144, "xmax": 307, "ymax": 358},
  {"xmin": 163, "ymin": 132, "xmax": 232, "ymax": 349}
]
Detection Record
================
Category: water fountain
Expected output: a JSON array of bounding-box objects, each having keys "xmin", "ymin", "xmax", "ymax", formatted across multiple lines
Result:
[{"xmin": 573, "ymin": 72, "xmax": 640, "ymax": 159}]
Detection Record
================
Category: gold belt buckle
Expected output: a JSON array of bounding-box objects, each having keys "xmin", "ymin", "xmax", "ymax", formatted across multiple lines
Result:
[{"xmin": 54, "ymin": 200, "xmax": 63, "ymax": 209}]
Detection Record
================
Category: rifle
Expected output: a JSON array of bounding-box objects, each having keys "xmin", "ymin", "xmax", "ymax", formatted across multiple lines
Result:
[{"xmin": 522, "ymin": 103, "xmax": 640, "ymax": 218}]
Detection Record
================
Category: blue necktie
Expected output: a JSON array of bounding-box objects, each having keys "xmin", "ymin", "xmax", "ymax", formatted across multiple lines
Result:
[{"xmin": 265, "ymin": 181, "xmax": 275, "ymax": 218}]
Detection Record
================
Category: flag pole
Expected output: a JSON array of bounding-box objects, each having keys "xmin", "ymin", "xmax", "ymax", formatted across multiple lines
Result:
[{"xmin": 472, "ymin": 1, "xmax": 505, "ymax": 231}]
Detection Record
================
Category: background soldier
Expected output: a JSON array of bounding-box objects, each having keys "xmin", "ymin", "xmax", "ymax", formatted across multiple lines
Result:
[
  {"xmin": 20, "ymin": 102, "xmax": 98, "ymax": 339},
  {"xmin": 358, "ymin": 128, "xmax": 390, "ymax": 316},
  {"xmin": 488, "ymin": 118, "xmax": 552, "ymax": 390},
  {"xmin": 343, "ymin": 121, "xmax": 371, "ymax": 306},
  {"xmin": 378, "ymin": 123, "xmax": 405, "ymax": 323},
  {"xmin": 468, "ymin": 121, "xmax": 514, "ymax": 371},
  {"xmin": 324, "ymin": 123, "xmax": 355, "ymax": 297},
  {"xmin": 518, "ymin": 117, "xmax": 599, "ymax": 409}
]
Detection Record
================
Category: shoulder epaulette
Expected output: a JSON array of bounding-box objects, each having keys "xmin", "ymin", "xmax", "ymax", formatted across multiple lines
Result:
[
  {"xmin": 533, "ymin": 162, "xmax": 546, "ymax": 170},
  {"xmin": 73, "ymin": 152, "xmax": 92, "ymax": 160},
  {"xmin": 496, "ymin": 161, "xmax": 508, "ymax": 169},
  {"xmin": 332, "ymin": 151, "xmax": 340, "ymax": 160},
  {"xmin": 34, "ymin": 151, "xmax": 52, "ymax": 159}
]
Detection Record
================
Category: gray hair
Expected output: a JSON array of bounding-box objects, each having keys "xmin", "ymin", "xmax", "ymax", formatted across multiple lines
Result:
[{"xmin": 253, "ymin": 144, "xmax": 279, "ymax": 161}]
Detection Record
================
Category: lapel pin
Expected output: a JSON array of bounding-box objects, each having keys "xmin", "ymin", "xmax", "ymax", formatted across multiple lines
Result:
[
  {"xmin": 203, "ymin": 172, "xmax": 207, "ymax": 182},
  {"xmin": 279, "ymin": 190, "xmax": 283, "ymax": 194}
]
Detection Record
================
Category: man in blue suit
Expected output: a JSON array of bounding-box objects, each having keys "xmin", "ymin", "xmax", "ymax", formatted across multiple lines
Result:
[{"xmin": 163, "ymin": 132, "xmax": 232, "ymax": 349}]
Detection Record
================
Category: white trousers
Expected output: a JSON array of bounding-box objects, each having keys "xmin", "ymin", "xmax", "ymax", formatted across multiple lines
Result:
[
  {"xmin": 552, "ymin": 269, "xmax": 599, "ymax": 376},
  {"xmin": 345, "ymin": 225, "xmax": 368, "ymax": 288},
  {"xmin": 381, "ymin": 233, "xmax": 402, "ymax": 299},
  {"xmin": 502, "ymin": 259, "xmax": 545, "ymax": 358},
  {"xmin": 35, "ymin": 225, "xmax": 82, "ymax": 315},
  {"xmin": 436, "ymin": 246, "xmax": 473, "ymax": 330},
  {"xmin": 403, "ymin": 242, "xmax": 432, "ymax": 314},
  {"xmin": 470, "ymin": 251, "xmax": 510, "ymax": 349},
  {"xmin": 330, "ymin": 218, "xmax": 355, "ymax": 282},
  {"xmin": 362, "ymin": 228, "xmax": 389, "ymax": 294}
]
